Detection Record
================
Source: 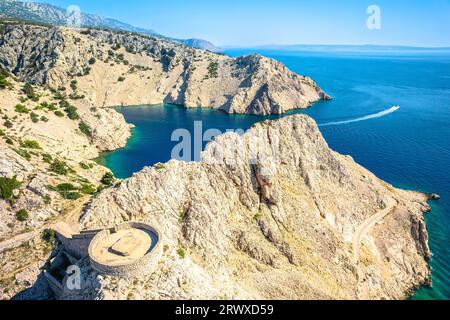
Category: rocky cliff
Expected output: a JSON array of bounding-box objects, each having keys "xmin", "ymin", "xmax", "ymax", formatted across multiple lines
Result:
[
  {"xmin": 0, "ymin": 23, "xmax": 329, "ymax": 115},
  {"xmin": 0, "ymin": 22, "xmax": 431, "ymax": 301},
  {"xmin": 78, "ymin": 115, "xmax": 431, "ymax": 300}
]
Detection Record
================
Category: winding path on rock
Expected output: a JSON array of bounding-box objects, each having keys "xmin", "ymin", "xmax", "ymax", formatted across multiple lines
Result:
[
  {"xmin": 0, "ymin": 230, "xmax": 41, "ymax": 254},
  {"xmin": 0, "ymin": 196, "xmax": 89, "ymax": 255},
  {"xmin": 353, "ymin": 198, "xmax": 397, "ymax": 265}
]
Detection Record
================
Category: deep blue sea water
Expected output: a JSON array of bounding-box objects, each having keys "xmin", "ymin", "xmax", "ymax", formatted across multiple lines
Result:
[{"xmin": 97, "ymin": 49, "xmax": 450, "ymax": 300}]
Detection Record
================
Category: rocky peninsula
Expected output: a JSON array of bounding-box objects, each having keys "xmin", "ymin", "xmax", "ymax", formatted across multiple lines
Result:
[{"xmin": 0, "ymin": 22, "xmax": 431, "ymax": 300}]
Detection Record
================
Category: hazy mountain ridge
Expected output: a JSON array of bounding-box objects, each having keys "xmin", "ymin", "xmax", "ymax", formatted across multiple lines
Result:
[
  {"xmin": 0, "ymin": 0, "xmax": 221, "ymax": 51},
  {"xmin": 226, "ymin": 44, "xmax": 450, "ymax": 52}
]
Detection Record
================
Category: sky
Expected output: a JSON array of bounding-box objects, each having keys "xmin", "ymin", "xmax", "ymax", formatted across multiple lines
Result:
[{"xmin": 34, "ymin": 0, "xmax": 450, "ymax": 47}]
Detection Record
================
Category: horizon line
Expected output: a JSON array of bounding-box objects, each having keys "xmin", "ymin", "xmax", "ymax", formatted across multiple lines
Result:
[{"xmin": 221, "ymin": 43, "xmax": 450, "ymax": 50}]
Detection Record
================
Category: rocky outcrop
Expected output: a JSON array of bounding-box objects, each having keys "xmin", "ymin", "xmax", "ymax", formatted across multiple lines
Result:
[
  {"xmin": 0, "ymin": 23, "xmax": 330, "ymax": 115},
  {"xmin": 0, "ymin": 22, "xmax": 430, "ymax": 301},
  {"xmin": 0, "ymin": 145, "xmax": 34, "ymax": 179},
  {"xmin": 79, "ymin": 115, "xmax": 431, "ymax": 300}
]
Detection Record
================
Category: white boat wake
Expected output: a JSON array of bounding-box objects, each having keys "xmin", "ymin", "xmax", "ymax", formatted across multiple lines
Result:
[{"xmin": 319, "ymin": 106, "xmax": 400, "ymax": 127}]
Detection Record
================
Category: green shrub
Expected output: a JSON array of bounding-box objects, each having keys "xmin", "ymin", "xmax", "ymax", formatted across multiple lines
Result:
[
  {"xmin": 79, "ymin": 162, "xmax": 89, "ymax": 170},
  {"xmin": 3, "ymin": 119, "xmax": 13, "ymax": 128},
  {"xmin": 80, "ymin": 183, "xmax": 96, "ymax": 195},
  {"xmin": 69, "ymin": 93, "xmax": 85, "ymax": 100},
  {"xmin": 83, "ymin": 67, "xmax": 91, "ymax": 75},
  {"xmin": 54, "ymin": 110, "xmax": 64, "ymax": 117},
  {"xmin": 207, "ymin": 61, "xmax": 219, "ymax": 78},
  {"xmin": 14, "ymin": 148, "xmax": 32, "ymax": 161},
  {"xmin": 49, "ymin": 159, "xmax": 69, "ymax": 175},
  {"xmin": 179, "ymin": 209, "xmax": 187, "ymax": 224},
  {"xmin": 0, "ymin": 129, "xmax": 4, "ymax": 136},
  {"xmin": 5, "ymin": 137, "xmax": 13, "ymax": 145},
  {"xmin": 15, "ymin": 209, "xmax": 29, "ymax": 222},
  {"xmin": 88, "ymin": 57, "xmax": 96, "ymax": 65},
  {"xmin": 118, "ymin": 76, "xmax": 125, "ymax": 82},
  {"xmin": 64, "ymin": 105, "xmax": 79, "ymax": 120},
  {"xmin": 40, "ymin": 116, "xmax": 49, "ymax": 122},
  {"xmin": 78, "ymin": 121, "xmax": 92, "ymax": 137},
  {"xmin": 100, "ymin": 172, "xmax": 114, "ymax": 186},
  {"xmin": 43, "ymin": 195, "xmax": 51, "ymax": 205},
  {"xmin": 0, "ymin": 176, "xmax": 21, "ymax": 200},
  {"xmin": 53, "ymin": 183, "xmax": 81, "ymax": 200},
  {"xmin": 15, "ymin": 104, "xmax": 30, "ymax": 114},
  {"xmin": 30, "ymin": 112, "xmax": 39, "ymax": 123},
  {"xmin": 177, "ymin": 246, "xmax": 186, "ymax": 259},
  {"xmin": 0, "ymin": 77, "xmax": 10, "ymax": 89},
  {"xmin": 42, "ymin": 229, "xmax": 56, "ymax": 243},
  {"xmin": 63, "ymin": 191, "xmax": 81, "ymax": 200},
  {"xmin": 35, "ymin": 102, "xmax": 57, "ymax": 111},
  {"xmin": 0, "ymin": 68, "xmax": 11, "ymax": 89},
  {"xmin": 20, "ymin": 139, "xmax": 40, "ymax": 149},
  {"xmin": 55, "ymin": 183, "xmax": 77, "ymax": 191},
  {"xmin": 53, "ymin": 92, "xmax": 67, "ymax": 100},
  {"xmin": 70, "ymin": 80, "xmax": 78, "ymax": 91},
  {"xmin": 22, "ymin": 83, "xmax": 39, "ymax": 101},
  {"xmin": 79, "ymin": 162, "xmax": 93, "ymax": 170},
  {"xmin": 42, "ymin": 153, "xmax": 53, "ymax": 163}
]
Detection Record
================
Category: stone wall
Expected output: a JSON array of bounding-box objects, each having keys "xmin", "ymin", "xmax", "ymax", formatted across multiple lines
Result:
[
  {"xmin": 54, "ymin": 223, "xmax": 100, "ymax": 259},
  {"xmin": 88, "ymin": 222, "xmax": 163, "ymax": 278}
]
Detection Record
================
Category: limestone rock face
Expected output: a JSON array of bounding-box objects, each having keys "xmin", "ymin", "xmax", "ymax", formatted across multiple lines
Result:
[
  {"xmin": 80, "ymin": 115, "xmax": 431, "ymax": 300},
  {"xmin": 0, "ymin": 22, "xmax": 430, "ymax": 301},
  {"xmin": 0, "ymin": 24, "xmax": 330, "ymax": 115},
  {"xmin": 0, "ymin": 146, "xmax": 34, "ymax": 179}
]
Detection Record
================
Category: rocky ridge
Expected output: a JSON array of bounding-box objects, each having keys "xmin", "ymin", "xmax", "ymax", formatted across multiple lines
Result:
[
  {"xmin": 0, "ymin": 0, "xmax": 220, "ymax": 51},
  {"xmin": 77, "ymin": 115, "xmax": 431, "ymax": 300},
  {"xmin": 0, "ymin": 23, "xmax": 330, "ymax": 116},
  {"xmin": 0, "ymin": 22, "xmax": 432, "ymax": 300}
]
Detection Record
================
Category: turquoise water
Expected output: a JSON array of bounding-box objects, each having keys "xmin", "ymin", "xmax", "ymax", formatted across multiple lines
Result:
[{"xmin": 97, "ymin": 49, "xmax": 450, "ymax": 300}]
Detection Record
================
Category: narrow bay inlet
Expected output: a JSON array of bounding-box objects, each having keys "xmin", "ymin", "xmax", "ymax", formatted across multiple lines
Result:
[{"xmin": 0, "ymin": 0, "xmax": 449, "ymax": 303}]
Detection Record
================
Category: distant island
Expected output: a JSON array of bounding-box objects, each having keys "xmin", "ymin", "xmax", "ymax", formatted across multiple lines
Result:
[{"xmin": 224, "ymin": 44, "xmax": 450, "ymax": 52}]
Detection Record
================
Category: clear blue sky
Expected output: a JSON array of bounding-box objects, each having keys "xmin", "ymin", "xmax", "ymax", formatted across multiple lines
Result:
[{"xmin": 37, "ymin": 0, "xmax": 450, "ymax": 47}]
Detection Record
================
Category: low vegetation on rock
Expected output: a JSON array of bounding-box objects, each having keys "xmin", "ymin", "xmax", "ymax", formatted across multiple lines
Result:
[
  {"xmin": 49, "ymin": 159, "xmax": 69, "ymax": 175},
  {"xmin": 100, "ymin": 172, "xmax": 115, "ymax": 186},
  {"xmin": 15, "ymin": 209, "xmax": 29, "ymax": 222},
  {"xmin": 0, "ymin": 176, "xmax": 21, "ymax": 200}
]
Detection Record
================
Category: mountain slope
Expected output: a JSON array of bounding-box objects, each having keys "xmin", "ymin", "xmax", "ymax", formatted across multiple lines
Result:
[
  {"xmin": 0, "ymin": 0, "xmax": 220, "ymax": 51},
  {"xmin": 0, "ymin": 23, "xmax": 330, "ymax": 115},
  {"xmin": 77, "ymin": 115, "xmax": 431, "ymax": 300},
  {"xmin": 0, "ymin": 20, "xmax": 432, "ymax": 301}
]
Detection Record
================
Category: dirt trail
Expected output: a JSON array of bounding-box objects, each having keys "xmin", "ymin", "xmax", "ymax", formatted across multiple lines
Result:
[
  {"xmin": 0, "ymin": 196, "xmax": 89, "ymax": 254},
  {"xmin": 352, "ymin": 198, "xmax": 396, "ymax": 264}
]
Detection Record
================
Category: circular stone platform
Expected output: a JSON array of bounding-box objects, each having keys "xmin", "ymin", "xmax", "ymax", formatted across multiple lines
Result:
[
  {"xmin": 90, "ymin": 229, "xmax": 152, "ymax": 266},
  {"xmin": 88, "ymin": 222, "xmax": 162, "ymax": 277}
]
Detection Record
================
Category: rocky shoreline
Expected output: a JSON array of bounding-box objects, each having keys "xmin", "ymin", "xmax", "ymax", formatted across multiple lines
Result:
[{"xmin": 0, "ymin": 22, "xmax": 432, "ymax": 300}]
